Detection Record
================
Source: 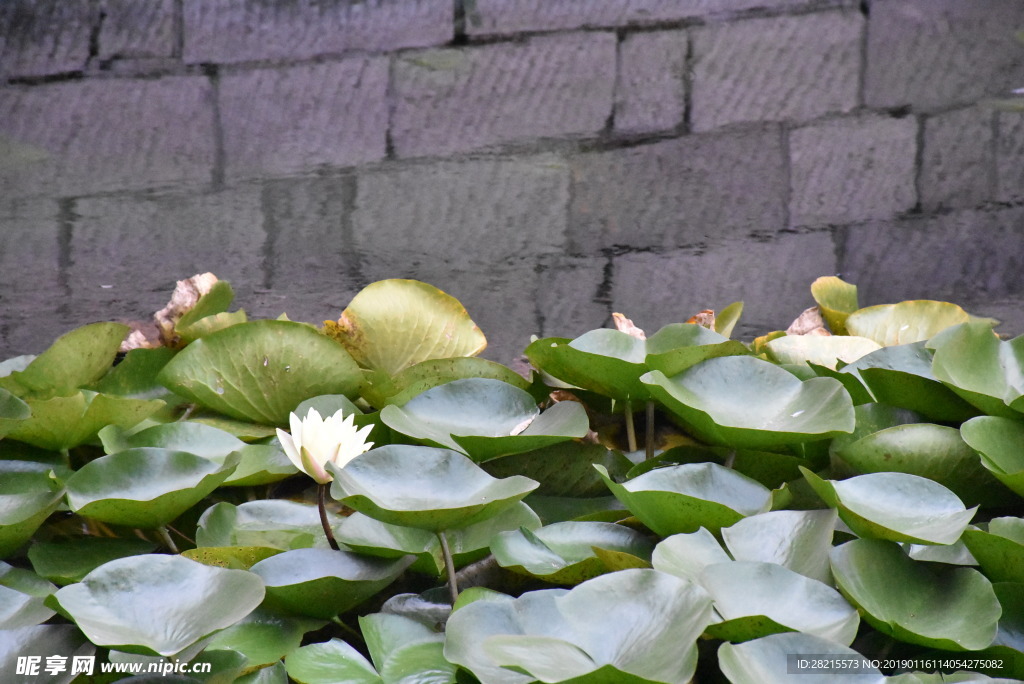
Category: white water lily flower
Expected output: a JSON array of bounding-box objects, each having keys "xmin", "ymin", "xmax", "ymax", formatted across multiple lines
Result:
[{"xmin": 276, "ymin": 408, "xmax": 374, "ymax": 484}]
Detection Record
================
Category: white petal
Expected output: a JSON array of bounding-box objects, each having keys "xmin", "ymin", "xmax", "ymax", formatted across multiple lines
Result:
[
  {"xmin": 276, "ymin": 428, "xmax": 303, "ymax": 474},
  {"xmin": 300, "ymin": 446, "xmax": 332, "ymax": 484}
]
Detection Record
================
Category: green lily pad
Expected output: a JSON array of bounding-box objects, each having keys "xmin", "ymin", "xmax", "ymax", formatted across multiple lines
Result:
[
  {"xmin": 286, "ymin": 638, "xmax": 382, "ymax": 684},
  {"xmin": 196, "ymin": 500, "xmax": 344, "ymax": 550},
  {"xmin": 840, "ymin": 343, "xmax": 979, "ymax": 422},
  {"xmin": 929, "ymin": 322, "xmax": 1024, "ymax": 419},
  {"xmin": 641, "ymin": 356, "xmax": 855, "ymax": 448},
  {"xmin": 716, "ymin": 301, "xmax": 745, "ymax": 338},
  {"xmin": 5, "ymin": 390, "xmax": 164, "ymax": 451},
  {"xmin": 175, "ymin": 278, "xmax": 236, "ymax": 330},
  {"xmin": 721, "ymin": 509, "xmax": 838, "ymax": 584},
  {"xmin": 181, "ymin": 546, "xmax": 283, "ymax": 570},
  {"xmin": 643, "ymin": 323, "xmax": 750, "ymax": 376},
  {"xmin": 845, "ymin": 300, "xmax": 975, "ymax": 347},
  {"xmin": 491, "ymin": 521, "xmax": 654, "ymax": 585},
  {"xmin": 65, "ymin": 448, "xmax": 240, "ymax": 528},
  {"xmin": 51, "ymin": 554, "xmax": 265, "ymax": 657},
  {"xmin": 328, "ymin": 445, "xmax": 538, "ymax": 532},
  {"xmin": 330, "ymin": 279, "xmax": 487, "ymax": 376},
  {"xmin": 361, "ymin": 356, "xmax": 532, "ymax": 409},
  {"xmin": 0, "ymin": 388, "xmax": 30, "ymax": 439},
  {"xmin": 0, "ymin": 625, "xmax": 95, "ymax": 684},
  {"xmin": 961, "ymin": 518, "xmax": 1024, "ymax": 583},
  {"xmin": 523, "ymin": 494, "xmax": 629, "ymax": 525},
  {"xmin": 0, "ymin": 322, "xmax": 127, "ymax": 398},
  {"xmin": 629, "ymin": 444, "xmax": 812, "ymax": 491},
  {"xmin": 830, "ymin": 538, "xmax": 1000, "ymax": 651},
  {"xmin": 337, "ymin": 501, "xmax": 541, "ymax": 575},
  {"xmin": 380, "ymin": 378, "xmax": 588, "ymax": 461},
  {"xmin": 766, "ymin": 335, "xmax": 881, "ymax": 370},
  {"xmin": 483, "ymin": 442, "xmax": 634, "ymax": 498},
  {"xmin": 360, "ymin": 612, "xmax": 454, "ymax": 684},
  {"xmin": 28, "ymin": 537, "xmax": 156, "ymax": 585},
  {"xmin": 651, "ymin": 528, "xmax": 733, "ymax": 583},
  {"xmin": 445, "ymin": 569, "xmax": 714, "ymax": 684},
  {"xmin": 250, "ymin": 548, "xmax": 413, "ymax": 619},
  {"xmin": 0, "ymin": 471, "xmax": 64, "ymax": 558},
  {"xmin": 830, "ymin": 421, "xmax": 1013, "ymax": 508},
  {"xmin": 157, "ymin": 320, "xmax": 363, "ymax": 425},
  {"xmin": 718, "ymin": 632, "xmax": 885, "ymax": 684},
  {"xmin": 961, "ymin": 416, "xmax": 1024, "ymax": 496},
  {"xmin": 206, "ymin": 609, "xmax": 322, "ymax": 669},
  {"xmin": 801, "ymin": 469, "xmax": 976, "ymax": 545},
  {"xmin": 0, "ymin": 562, "xmax": 56, "ymax": 629},
  {"xmin": 595, "ymin": 462, "xmax": 772, "ymax": 536},
  {"xmin": 811, "ymin": 276, "xmax": 859, "ymax": 335},
  {"xmin": 178, "ymin": 310, "xmax": 248, "ymax": 344},
  {"xmin": 525, "ymin": 330, "xmax": 649, "ymax": 401},
  {"xmin": 701, "ymin": 561, "xmax": 859, "ymax": 644}
]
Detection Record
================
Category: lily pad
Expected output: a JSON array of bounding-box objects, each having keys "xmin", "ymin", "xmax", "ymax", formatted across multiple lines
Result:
[
  {"xmin": 328, "ymin": 445, "xmax": 538, "ymax": 532},
  {"xmin": 0, "ymin": 471, "xmax": 64, "ymax": 558},
  {"xmin": 181, "ymin": 546, "xmax": 283, "ymax": 570},
  {"xmin": 196, "ymin": 500, "xmax": 345, "ymax": 551},
  {"xmin": 380, "ymin": 378, "xmax": 588, "ymax": 461},
  {"xmin": 801, "ymin": 469, "xmax": 976, "ymax": 545},
  {"xmin": 5, "ymin": 391, "xmax": 164, "ymax": 451},
  {"xmin": 206, "ymin": 609, "xmax": 322, "ymax": 669},
  {"xmin": 929, "ymin": 322, "xmax": 1024, "ymax": 419},
  {"xmin": 643, "ymin": 323, "xmax": 750, "ymax": 376},
  {"xmin": 28, "ymin": 537, "xmax": 156, "ymax": 585},
  {"xmin": 337, "ymin": 501, "xmax": 541, "ymax": 575},
  {"xmin": 0, "ymin": 388, "xmax": 30, "ymax": 439},
  {"xmin": 50, "ymin": 554, "xmax": 265, "ymax": 657},
  {"xmin": 701, "ymin": 561, "xmax": 859, "ymax": 644},
  {"xmin": 525, "ymin": 330, "xmax": 649, "ymax": 401},
  {"xmin": 651, "ymin": 528, "xmax": 733, "ymax": 584},
  {"xmin": 721, "ymin": 509, "xmax": 837, "ymax": 584},
  {"xmin": 641, "ymin": 356, "xmax": 855, "ymax": 448},
  {"xmin": 250, "ymin": 548, "xmax": 413, "ymax": 619},
  {"xmin": 359, "ymin": 612, "xmax": 454, "ymax": 684},
  {"xmin": 483, "ymin": 442, "xmax": 634, "ymax": 498},
  {"xmin": 830, "ymin": 538, "xmax": 1000, "ymax": 651},
  {"xmin": 961, "ymin": 518, "xmax": 1024, "ymax": 583},
  {"xmin": 830, "ymin": 421, "xmax": 1012, "ymax": 508},
  {"xmin": 961, "ymin": 416, "xmax": 1024, "ymax": 496},
  {"xmin": 361, "ymin": 356, "xmax": 531, "ymax": 409},
  {"xmin": 718, "ymin": 632, "xmax": 885, "ymax": 684},
  {"xmin": 811, "ymin": 276, "xmax": 859, "ymax": 335},
  {"xmin": 845, "ymin": 300, "xmax": 975, "ymax": 347},
  {"xmin": 766, "ymin": 335, "xmax": 881, "ymax": 370},
  {"xmin": 491, "ymin": 521, "xmax": 654, "ymax": 585},
  {"xmin": 0, "ymin": 322, "xmax": 127, "ymax": 398},
  {"xmin": 0, "ymin": 625, "xmax": 95, "ymax": 684},
  {"xmin": 595, "ymin": 462, "xmax": 772, "ymax": 536},
  {"xmin": 286, "ymin": 638, "xmax": 382, "ymax": 684},
  {"xmin": 65, "ymin": 448, "xmax": 240, "ymax": 528},
  {"xmin": 157, "ymin": 320, "xmax": 363, "ymax": 425},
  {"xmin": 329, "ymin": 279, "xmax": 487, "ymax": 376},
  {"xmin": 0, "ymin": 562, "xmax": 56, "ymax": 629},
  {"xmin": 444, "ymin": 569, "xmax": 714, "ymax": 684}
]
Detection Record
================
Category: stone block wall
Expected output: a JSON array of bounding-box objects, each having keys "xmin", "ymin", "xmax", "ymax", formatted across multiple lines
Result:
[{"xmin": 1, "ymin": 0, "xmax": 1023, "ymax": 362}]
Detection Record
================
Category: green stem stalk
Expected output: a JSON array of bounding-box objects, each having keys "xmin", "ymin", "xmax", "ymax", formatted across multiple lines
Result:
[
  {"xmin": 318, "ymin": 483, "xmax": 340, "ymax": 551},
  {"xmin": 624, "ymin": 400, "xmax": 638, "ymax": 453},
  {"xmin": 438, "ymin": 530, "xmax": 459, "ymax": 605},
  {"xmin": 645, "ymin": 400, "xmax": 656, "ymax": 461},
  {"xmin": 157, "ymin": 525, "xmax": 179, "ymax": 554}
]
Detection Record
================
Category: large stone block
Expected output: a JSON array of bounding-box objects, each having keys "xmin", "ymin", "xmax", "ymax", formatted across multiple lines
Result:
[
  {"xmin": 0, "ymin": 77, "xmax": 216, "ymax": 199},
  {"xmin": 569, "ymin": 128, "xmax": 787, "ymax": 252},
  {"xmin": 99, "ymin": 0, "xmax": 177, "ymax": 59},
  {"xmin": 66, "ymin": 187, "xmax": 265, "ymax": 322},
  {"xmin": 920, "ymin": 106, "xmax": 995, "ymax": 211},
  {"xmin": 391, "ymin": 33, "xmax": 616, "ymax": 157},
  {"xmin": 0, "ymin": 1, "xmax": 96, "ymax": 80},
  {"xmin": 997, "ymin": 110, "xmax": 1024, "ymax": 204},
  {"xmin": 219, "ymin": 59, "xmax": 388, "ymax": 179},
  {"xmin": 465, "ymin": 0, "xmax": 847, "ymax": 35},
  {"xmin": 535, "ymin": 255, "xmax": 610, "ymax": 339},
  {"xmin": 865, "ymin": 0, "xmax": 1024, "ymax": 111},
  {"xmin": 691, "ymin": 10, "xmax": 862, "ymax": 131},
  {"xmin": 839, "ymin": 207, "xmax": 1024, "ymax": 334},
  {"xmin": 614, "ymin": 30, "xmax": 687, "ymax": 135},
  {"xmin": 789, "ymin": 114, "xmax": 917, "ymax": 227},
  {"xmin": 353, "ymin": 156, "xmax": 570, "ymax": 264},
  {"xmin": 182, "ymin": 0, "xmax": 452, "ymax": 64},
  {"xmin": 612, "ymin": 231, "xmax": 838, "ymax": 337}
]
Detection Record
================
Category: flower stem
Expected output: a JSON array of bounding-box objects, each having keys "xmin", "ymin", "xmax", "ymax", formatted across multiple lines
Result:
[
  {"xmin": 438, "ymin": 530, "xmax": 459, "ymax": 605},
  {"xmin": 645, "ymin": 400, "xmax": 656, "ymax": 461},
  {"xmin": 318, "ymin": 483, "xmax": 340, "ymax": 551},
  {"xmin": 157, "ymin": 525, "xmax": 179, "ymax": 554},
  {"xmin": 624, "ymin": 400, "xmax": 637, "ymax": 453}
]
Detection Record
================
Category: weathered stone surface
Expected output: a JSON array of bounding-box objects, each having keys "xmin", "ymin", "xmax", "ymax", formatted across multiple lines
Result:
[
  {"xmin": 219, "ymin": 59, "xmax": 388, "ymax": 179},
  {"xmin": 839, "ymin": 207, "xmax": 1024, "ymax": 335},
  {"xmin": 391, "ymin": 33, "xmax": 616, "ymax": 157},
  {"xmin": 536, "ymin": 255, "xmax": 610, "ymax": 339},
  {"xmin": 0, "ymin": 77, "xmax": 215, "ymax": 199},
  {"xmin": 66, "ymin": 188, "xmax": 265, "ymax": 321},
  {"xmin": 569, "ymin": 128, "xmax": 786, "ymax": 252},
  {"xmin": 691, "ymin": 10, "xmax": 862, "ymax": 131},
  {"xmin": 466, "ymin": 0, "xmax": 850, "ymax": 35},
  {"xmin": 612, "ymin": 231, "xmax": 837, "ymax": 337},
  {"xmin": 99, "ymin": 0, "xmax": 177, "ymax": 59},
  {"xmin": 865, "ymin": 0, "xmax": 1024, "ymax": 111},
  {"xmin": 920, "ymin": 106, "xmax": 995, "ymax": 211},
  {"xmin": 790, "ymin": 114, "xmax": 917, "ymax": 227},
  {"xmin": 996, "ymin": 110, "xmax": 1024, "ymax": 204},
  {"xmin": 353, "ymin": 156, "xmax": 570, "ymax": 263},
  {"xmin": 614, "ymin": 30, "xmax": 687, "ymax": 135},
  {"xmin": 0, "ymin": 1, "xmax": 96, "ymax": 79},
  {"xmin": 182, "ymin": 0, "xmax": 452, "ymax": 64}
]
